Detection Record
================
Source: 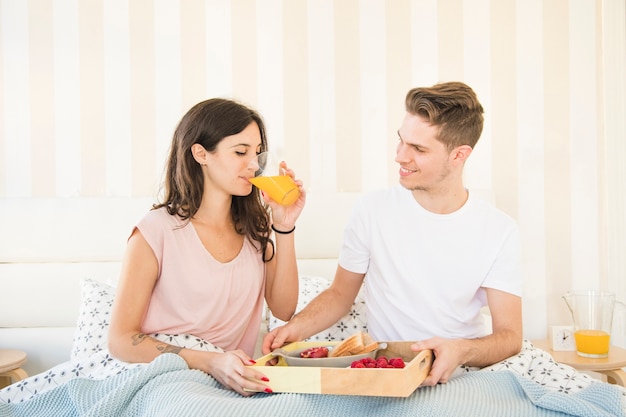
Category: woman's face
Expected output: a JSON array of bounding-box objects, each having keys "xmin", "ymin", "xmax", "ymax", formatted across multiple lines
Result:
[{"xmin": 204, "ymin": 121, "xmax": 263, "ymax": 198}]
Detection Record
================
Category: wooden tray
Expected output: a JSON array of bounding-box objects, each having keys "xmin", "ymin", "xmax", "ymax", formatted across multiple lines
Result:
[{"xmin": 248, "ymin": 340, "xmax": 433, "ymax": 396}]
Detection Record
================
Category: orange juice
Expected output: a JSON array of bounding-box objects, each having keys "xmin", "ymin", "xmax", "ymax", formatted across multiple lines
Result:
[
  {"xmin": 574, "ymin": 329, "xmax": 610, "ymax": 358},
  {"xmin": 249, "ymin": 175, "xmax": 300, "ymax": 206}
]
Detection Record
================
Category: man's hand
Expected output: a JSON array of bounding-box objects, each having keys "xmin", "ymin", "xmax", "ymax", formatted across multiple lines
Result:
[
  {"xmin": 261, "ymin": 323, "xmax": 303, "ymax": 355},
  {"xmin": 411, "ymin": 337, "xmax": 466, "ymax": 385}
]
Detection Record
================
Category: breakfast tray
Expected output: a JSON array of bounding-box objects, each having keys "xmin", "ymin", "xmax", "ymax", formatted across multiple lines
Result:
[{"xmin": 249, "ymin": 340, "xmax": 433, "ymax": 396}]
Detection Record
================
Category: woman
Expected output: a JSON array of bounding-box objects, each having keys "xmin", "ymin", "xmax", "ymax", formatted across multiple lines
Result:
[{"xmin": 108, "ymin": 98, "xmax": 305, "ymax": 396}]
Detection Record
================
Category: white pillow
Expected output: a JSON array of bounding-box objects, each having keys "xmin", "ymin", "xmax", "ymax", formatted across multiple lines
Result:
[
  {"xmin": 71, "ymin": 278, "xmax": 223, "ymax": 361},
  {"xmin": 268, "ymin": 275, "xmax": 368, "ymax": 341},
  {"xmin": 71, "ymin": 278, "xmax": 115, "ymax": 361}
]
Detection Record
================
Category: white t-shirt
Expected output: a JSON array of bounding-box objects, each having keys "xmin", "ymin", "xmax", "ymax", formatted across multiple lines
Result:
[{"xmin": 338, "ymin": 186, "xmax": 522, "ymax": 341}]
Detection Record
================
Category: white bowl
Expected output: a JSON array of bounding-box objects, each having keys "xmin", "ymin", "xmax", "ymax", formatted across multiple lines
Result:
[{"xmin": 271, "ymin": 342, "xmax": 387, "ymax": 368}]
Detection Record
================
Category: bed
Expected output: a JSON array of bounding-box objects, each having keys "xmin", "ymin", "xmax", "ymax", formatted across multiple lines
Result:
[{"xmin": 1, "ymin": 193, "xmax": 625, "ymax": 416}]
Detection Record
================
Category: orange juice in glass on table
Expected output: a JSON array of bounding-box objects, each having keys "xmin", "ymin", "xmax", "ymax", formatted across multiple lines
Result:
[
  {"xmin": 249, "ymin": 152, "xmax": 300, "ymax": 206},
  {"xmin": 574, "ymin": 330, "xmax": 611, "ymax": 357}
]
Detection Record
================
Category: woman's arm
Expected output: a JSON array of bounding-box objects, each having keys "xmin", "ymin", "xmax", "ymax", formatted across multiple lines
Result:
[
  {"xmin": 108, "ymin": 228, "xmax": 272, "ymax": 396},
  {"xmin": 263, "ymin": 162, "xmax": 306, "ymax": 321},
  {"xmin": 263, "ymin": 227, "xmax": 299, "ymax": 321},
  {"xmin": 108, "ymin": 228, "xmax": 176, "ymax": 363}
]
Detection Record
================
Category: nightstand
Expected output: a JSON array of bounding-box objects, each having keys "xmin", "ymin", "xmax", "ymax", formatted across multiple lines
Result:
[
  {"xmin": 0, "ymin": 349, "xmax": 28, "ymax": 389},
  {"xmin": 532, "ymin": 339, "xmax": 626, "ymax": 386}
]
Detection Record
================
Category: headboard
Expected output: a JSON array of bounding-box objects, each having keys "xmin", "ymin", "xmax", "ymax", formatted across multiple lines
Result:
[
  {"xmin": 0, "ymin": 192, "xmax": 361, "ymax": 375},
  {"xmin": 0, "ymin": 191, "xmax": 363, "ymax": 321}
]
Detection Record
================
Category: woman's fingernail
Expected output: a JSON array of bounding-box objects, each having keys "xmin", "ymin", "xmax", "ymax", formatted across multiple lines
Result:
[
  {"xmin": 248, "ymin": 359, "xmax": 256, "ymax": 364},
  {"xmin": 264, "ymin": 388, "xmax": 273, "ymax": 393},
  {"xmin": 261, "ymin": 377, "xmax": 270, "ymax": 382}
]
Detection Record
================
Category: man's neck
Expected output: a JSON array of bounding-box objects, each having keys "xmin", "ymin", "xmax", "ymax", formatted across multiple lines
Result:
[{"xmin": 410, "ymin": 186, "xmax": 469, "ymax": 214}]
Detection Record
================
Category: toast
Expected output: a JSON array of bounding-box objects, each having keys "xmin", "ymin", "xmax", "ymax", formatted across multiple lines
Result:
[{"xmin": 328, "ymin": 332, "xmax": 379, "ymax": 357}]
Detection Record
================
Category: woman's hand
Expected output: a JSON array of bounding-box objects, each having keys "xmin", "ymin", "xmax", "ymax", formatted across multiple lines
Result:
[
  {"xmin": 185, "ymin": 349, "xmax": 272, "ymax": 396},
  {"xmin": 263, "ymin": 161, "xmax": 306, "ymax": 229}
]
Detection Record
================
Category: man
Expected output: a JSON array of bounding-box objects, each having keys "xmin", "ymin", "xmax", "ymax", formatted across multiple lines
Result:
[{"xmin": 262, "ymin": 81, "xmax": 523, "ymax": 385}]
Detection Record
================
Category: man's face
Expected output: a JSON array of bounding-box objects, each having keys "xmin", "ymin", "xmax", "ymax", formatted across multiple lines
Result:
[{"xmin": 395, "ymin": 112, "xmax": 452, "ymax": 192}]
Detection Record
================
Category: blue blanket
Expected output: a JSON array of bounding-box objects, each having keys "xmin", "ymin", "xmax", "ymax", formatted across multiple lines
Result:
[{"xmin": 1, "ymin": 354, "xmax": 624, "ymax": 417}]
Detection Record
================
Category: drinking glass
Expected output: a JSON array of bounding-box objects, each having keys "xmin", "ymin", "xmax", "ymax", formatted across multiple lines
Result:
[{"xmin": 248, "ymin": 152, "xmax": 300, "ymax": 206}]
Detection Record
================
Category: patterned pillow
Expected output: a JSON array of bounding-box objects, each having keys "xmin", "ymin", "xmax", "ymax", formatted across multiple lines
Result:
[
  {"xmin": 268, "ymin": 275, "xmax": 368, "ymax": 341},
  {"xmin": 71, "ymin": 279, "xmax": 223, "ymax": 361},
  {"xmin": 71, "ymin": 278, "xmax": 116, "ymax": 361}
]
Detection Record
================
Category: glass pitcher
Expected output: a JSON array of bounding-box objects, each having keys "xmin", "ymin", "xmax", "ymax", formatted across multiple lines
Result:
[{"xmin": 562, "ymin": 291, "xmax": 624, "ymax": 358}]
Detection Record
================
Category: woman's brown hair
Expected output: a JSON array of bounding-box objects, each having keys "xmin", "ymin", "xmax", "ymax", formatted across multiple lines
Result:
[{"xmin": 154, "ymin": 98, "xmax": 274, "ymax": 261}]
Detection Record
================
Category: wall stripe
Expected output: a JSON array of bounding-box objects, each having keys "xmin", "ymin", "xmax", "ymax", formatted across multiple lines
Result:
[
  {"xmin": 0, "ymin": 0, "xmax": 4, "ymax": 197},
  {"xmin": 78, "ymin": 0, "xmax": 106, "ymax": 196},
  {"xmin": 104, "ymin": 0, "xmax": 132, "ymax": 197},
  {"xmin": 334, "ymin": 0, "xmax": 359, "ymax": 192},
  {"xmin": 569, "ymin": 0, "xmax": 601, "ymax": 291},
  {"xmin": 543, "ymin": 0, "xmax": 573, "ymax": 327},
  {"xmin": 602, "ymin": 0, "xmax": 626, "ymax": 323},
  {"xmin": 490, "ymin": 0, "xmax": 517, "ymax": 218},
  {"xmin": 307, "ymin": 0, "xmax": 336, "ymax": 192},
  {"xmin": 437, "ymin": 0, "xmax": 463, "ymax": 82},
  {"xmin": 29, "ymin": 0, "xmax": 55, "ymax": 197},
  {"xmin": 462, "ymin": 0, "xmax": 492, "ymax": 192},
  {"xmin": 205, "ymin": 0, "xmax": 233, "ymax": 99},
  {"xmin": 181, "ymin": 0, "xmax": 207, "ymax": 112},
  {"xmin": 53, "ymin": 0, "xmax": 81, "ymax": 197},
  {"xmin": 255, "ymin": 0, "xmax": 284, "ymax": 153},
  {"xmin": 154, "ymin": 0, "xmax": 182, "ymax": 188},
  {"xmin": 2, "ymin": 0, "xmax": 31, "ymax": 197},
  {"xmin": 360, "ymin": 0, "xmax": 387, "ymax": 192},
  {"xmin": 282, "ymin": 0, "xmax": 310, "ymax": 188},
  {"xmin": 516, "ymin": 0, "xmax": 547, "ymax": 339},
  {"xmin": 410, "ymin": 0, "xmax": 438, "ymax": 86},
  {"xmin": 231, "ymin": 0, "xmax": 257, "ymax": 106},
  {"xmin": 129, "ymin": 0, "xmax": 157, "ymax": 197},
  {"xmin": 385, "ymin": 0, "xmax": 412, "ymax": 185}
]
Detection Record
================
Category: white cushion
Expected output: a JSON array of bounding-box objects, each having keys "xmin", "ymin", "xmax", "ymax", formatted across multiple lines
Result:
[{"xmin": 268, "ymin": 275, "xmax": 368, "ymax": 341}]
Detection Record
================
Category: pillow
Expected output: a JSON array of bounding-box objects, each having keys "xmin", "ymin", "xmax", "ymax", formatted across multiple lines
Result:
[
  {"xmin": 268, "ymin": 275, "xmax": 368, "ymax": 341},
  {"xmin": 71, "ymin": 278, "xmax": 115, "ymax": 361},
  {"xmin": 71, "ymin": 278, "xmax": 223, "ymax": 362}
]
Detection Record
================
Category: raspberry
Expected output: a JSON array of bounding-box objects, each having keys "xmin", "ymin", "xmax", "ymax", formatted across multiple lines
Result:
[
  {"xmin": 389, "ymin": 357, "xmax": 406, "ymax": 368},
  {"xmin": 350, "ymin": 356, "xmax": 406, "ymax": 369},
  {"xmin": 299, "ymin": 347, "xmax": 329, "ymax": 358}
]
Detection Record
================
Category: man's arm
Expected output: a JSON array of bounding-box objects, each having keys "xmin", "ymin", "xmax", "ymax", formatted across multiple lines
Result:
[
  {"xmin": 262, "ymin": 266, "xmax": 365, "ymax": 354},
  {"xmin": 413, "ymin": 288, "xmax": 522, "ymax": 385},
  {"xmin": 461, "ymin": 288, "xmax": 523, "ymax": 366}
]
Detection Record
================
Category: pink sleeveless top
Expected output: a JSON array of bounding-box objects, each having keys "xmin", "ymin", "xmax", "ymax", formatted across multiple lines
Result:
[{"xmin": 136, "ymin": 207, "xmax": 266, "ymax": 357}]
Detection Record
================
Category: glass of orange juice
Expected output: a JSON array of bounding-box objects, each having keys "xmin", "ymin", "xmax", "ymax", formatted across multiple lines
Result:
[{"xmin": 248, "ymin": 152, "xmax": 300, "ymax": 206}]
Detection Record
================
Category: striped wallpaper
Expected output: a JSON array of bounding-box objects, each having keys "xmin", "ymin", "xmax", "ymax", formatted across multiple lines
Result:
[{"xmin": 1, "ymin": 0, "xmax": 625, "ymax": 343}]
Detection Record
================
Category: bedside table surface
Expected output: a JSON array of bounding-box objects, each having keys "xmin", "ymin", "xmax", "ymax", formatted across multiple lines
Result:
[
  {"xmin": 532, "ymin": 339, "xmax": 626, "ymax": 371},
  {"xmin": 0, "ymin": 349, "xmax": 27, "ymax": 374}
]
